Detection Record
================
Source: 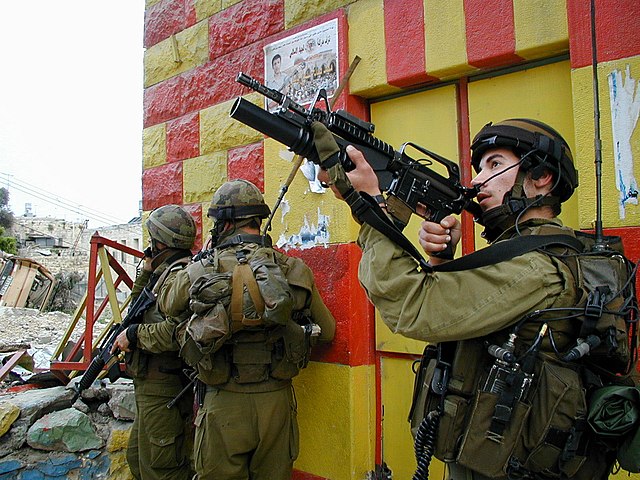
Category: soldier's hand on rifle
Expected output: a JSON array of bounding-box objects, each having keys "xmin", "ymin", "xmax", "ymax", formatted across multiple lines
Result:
[
  {"xmin": 111, "ymin": 330, "xmax": 131, "ymax": 353},
  {"xmin": 318, "ymin": 145, "xmax": 382, "ymax": 200},
  {"xmin": 418, "ymin": 215, "xmax": 461, "ymax": 264}
]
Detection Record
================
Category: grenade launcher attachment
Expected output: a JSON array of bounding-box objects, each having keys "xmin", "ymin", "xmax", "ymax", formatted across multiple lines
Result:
[{"xmin": 230, "ymin": 73, "xmax": 481, "ymax": 232}]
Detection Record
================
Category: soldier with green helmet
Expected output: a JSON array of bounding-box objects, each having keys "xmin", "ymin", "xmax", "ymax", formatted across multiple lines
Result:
[
  {"xmin": 111, "ymin": 204, "xmax": 197, "ymax": 480},
  {"xmin": 157, "ymin": 179, "xmax": 336, "ymax": 480}
]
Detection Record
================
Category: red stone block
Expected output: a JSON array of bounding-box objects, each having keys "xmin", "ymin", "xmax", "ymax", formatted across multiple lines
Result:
[
  {"xmin": 142, "ymin": 162, "xmax": 184, "ymax": 210},
  {"xmin": 228, "ymin": 142, "xmax": 264, "ymax": 191},
  {"xmin": 144, "ymin": 75, "xmax": 186, "ymax": 128},
  {"xmin": 167, "ymin": 112, "xmax": 200, "ymax": 163},
  {"xmin": 182, "ymin": 42, "xmax": 265, "ymax": 115},
  {"xmin": 182, "ymin": 202, "xmax": 204, "ymax": 252},
  {"xmin": 384, "ymin": 0, "xmax": 438, "ymax": 88},
  {"xmin": 567, "ymin": 0, "xmax": 640, "ymax": 68},
  {"xmin": 283, "ymin": 243, "xmax": 375, "ymax": 367},
  {"xmin": 209, "ymin": 0, "xmax": 284, "ymax": 59},
  {"xmin": 144, "ymin": 0, "xmax": 197, "ymax": 48},
  {"xmin": 464, "ymin": 0, "xmax": 523, "ymax": 68}
]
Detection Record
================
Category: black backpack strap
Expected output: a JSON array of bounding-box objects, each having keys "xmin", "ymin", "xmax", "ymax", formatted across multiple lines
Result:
[{"xmin": 434, "ymin": 234, "xmax": 584, "ymax": 272}]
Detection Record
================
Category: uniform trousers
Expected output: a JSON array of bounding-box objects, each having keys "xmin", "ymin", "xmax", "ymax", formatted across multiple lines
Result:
[
  {"xmin": 193, "ymin": 386, "xmax": 298, "ymax": 480},
  {"xmin": 128, "ymin": 378, "xmax": 194, "ymax": 480}
]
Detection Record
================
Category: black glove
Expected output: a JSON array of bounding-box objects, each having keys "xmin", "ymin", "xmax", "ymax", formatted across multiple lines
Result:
[{"xmin": 125, "ymin": 324, "xmax": 139, "ymax": 349}]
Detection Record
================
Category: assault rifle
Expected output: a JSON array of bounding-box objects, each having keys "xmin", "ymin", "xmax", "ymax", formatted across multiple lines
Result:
[
  {"xmin": 230, "ymin": 73, "xmax": 482, "ymax": 231},
  {"xmin": 76, "ymin": 287, "xmax": 156, "ymax": 392}
]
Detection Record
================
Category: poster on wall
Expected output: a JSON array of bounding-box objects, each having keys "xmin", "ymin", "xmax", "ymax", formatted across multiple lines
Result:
[
  {"xmin": 263, "ymin": 18, "xmax": 339, "ymax": 113},
  {"xmin": 263, "ymin": 19, "xmax": 340, "ymax": 193}
]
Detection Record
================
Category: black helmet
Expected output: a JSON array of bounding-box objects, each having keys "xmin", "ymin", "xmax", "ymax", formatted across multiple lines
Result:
[
  {"xmin": 471, "ymin": 118, "xmax": 578, "ymax": 202},
  {"xmin": 208, "ymin": 179, "xmax": 271, "ymax": 220},
  {"xmin": 147, "ymin": 205, "xmax": 196, "ymax": 250}
]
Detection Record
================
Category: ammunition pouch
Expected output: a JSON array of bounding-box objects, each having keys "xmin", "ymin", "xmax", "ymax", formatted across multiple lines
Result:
[{"xmin": 410, "ymin": 343, "xmax": 612, "ymax": 479}]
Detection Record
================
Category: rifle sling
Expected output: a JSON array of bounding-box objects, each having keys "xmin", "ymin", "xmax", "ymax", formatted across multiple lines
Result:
[{"xmin": 433, "ymin": 234, "xmax": 584, "ymax": 272}]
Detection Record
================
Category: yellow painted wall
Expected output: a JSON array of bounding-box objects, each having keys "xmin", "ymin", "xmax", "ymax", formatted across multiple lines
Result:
[
  {"xmin": 468, "ymin": 60, "xmax": 577, "ymax": 247},
  {"xmin": 572, "ymin": 57, "xmax": 640, "ymax": 229},
  {"xmin": 293, "ymin": 362, "xmax": 376, "ymax": 479}
]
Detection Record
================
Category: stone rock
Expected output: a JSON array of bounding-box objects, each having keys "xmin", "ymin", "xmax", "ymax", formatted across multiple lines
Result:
[
  {"xmin": 107, "ymin": 383, "xmax": 136, "ymax": 421},
  {"xmin": 97, "ymin": 402, "xmax": 112, "ymax": 417},
  {"xmin": 26, "ymin": 408, "xmax": 103, "ymax": 452},
  {"xmin": 0, "ymin": 402, "xmax": 20, "ymax": 437},
  {"xmin": 72, "ymin": 398, "xmax": 89, "ymax": 414},
  {"xmin": 107, "ymin": 421, "xmax": 132, "ymax": 453}
]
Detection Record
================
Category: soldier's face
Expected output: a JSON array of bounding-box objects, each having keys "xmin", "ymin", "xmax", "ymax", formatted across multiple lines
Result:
[{"xmin": 471, "ymin": 148, "xmax": 521, "ymax": 212}]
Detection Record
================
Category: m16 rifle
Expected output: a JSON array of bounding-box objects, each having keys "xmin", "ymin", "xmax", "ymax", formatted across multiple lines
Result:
[
  {"xmin": 76, "ymin": 286, "xmax": 156, "ymax": 392},
  {"xmin": 229, "ymin": 73, "xmax": 481, "ymax": 249}
]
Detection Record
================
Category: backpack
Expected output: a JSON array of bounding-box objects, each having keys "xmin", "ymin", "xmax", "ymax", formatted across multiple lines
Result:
[
  {"xmin": 409, "ymin": 230, "xmax": 640, "ymax": 479},
  {"xmin": 183, "ymin": 245, "xmax": 293, "ymax": 356}
]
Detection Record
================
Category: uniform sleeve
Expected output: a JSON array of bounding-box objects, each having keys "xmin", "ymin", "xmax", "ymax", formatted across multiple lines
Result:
[
  {"xmin": 157, "ymin": 268, "xmax": 192, "ymax": 318},
  {"xmin": 309, "ymin": 284, "xmax": 336, "ymax": 343},
  {"xmin": 357, "ymin": 224, "xmax": 576, "ymax": 343},
  {"xmin": 135, "ymin": 316, "xmax": 181, "ymax": 353},
  {"xmin": 135, "ymin": 268, "xmax": 187, "ymax": 353}
]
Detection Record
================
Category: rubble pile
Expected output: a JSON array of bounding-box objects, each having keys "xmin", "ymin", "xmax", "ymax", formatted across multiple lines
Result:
[{"xmin": 0, "ymin": 307, "xmax": 135, "ymax": 479}]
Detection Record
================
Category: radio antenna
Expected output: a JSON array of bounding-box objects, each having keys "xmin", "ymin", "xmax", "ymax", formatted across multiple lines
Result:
[{"xmin": 590, "ymin": 0, "xmax": 605, "ymax": 250}]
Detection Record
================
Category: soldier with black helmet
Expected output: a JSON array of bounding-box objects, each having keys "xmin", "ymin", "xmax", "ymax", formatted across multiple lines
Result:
[
  {"xmin": 315, "ymin": 119, "xmax": 625, "ymax": 479},
  {"xmin": 111, "ymin": 204, "xmax": 197, "ymax": 480},
  {"xmin": 158, "ymin": 179, "xmax": 336, "ymax": 480}
]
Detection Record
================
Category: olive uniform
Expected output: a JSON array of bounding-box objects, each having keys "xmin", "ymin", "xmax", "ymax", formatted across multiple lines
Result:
[
  {"xmin": 159, "ymin": 180, "xmax": 336, "ymax": 480},
  {"xmin": 124, "ymin": 205, "xmax": 197, "ymax": 480}
]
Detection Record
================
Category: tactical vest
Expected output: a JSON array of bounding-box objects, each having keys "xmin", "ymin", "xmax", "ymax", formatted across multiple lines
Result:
[
  {"xmin": 126, "ymin": 254, "xmax": 191, "ymax": 381},
  {"xmin": 409, "ymin": 224, "xmax": 638, "ymax": 479},
  {"xmin": 177, "ymin": 237, "xmax": 317, "ymax": 393}
]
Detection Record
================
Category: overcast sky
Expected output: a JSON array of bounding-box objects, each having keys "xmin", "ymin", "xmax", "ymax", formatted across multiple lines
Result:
[{"xmin": 0, "ymin": 1, "xmax": 145, "ymax": 228}]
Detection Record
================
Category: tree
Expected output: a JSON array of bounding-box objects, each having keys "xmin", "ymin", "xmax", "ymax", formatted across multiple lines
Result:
[
  {"xmin": 0, "ymin": 187, "xmax": 13, "ymax": 231},
  {"xmin": 0, "ymin": 188, "xmax": 16, "ymax": 254}
]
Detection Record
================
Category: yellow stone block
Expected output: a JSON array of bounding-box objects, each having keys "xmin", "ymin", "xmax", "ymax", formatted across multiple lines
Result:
[
  {"xmin": 293, "ymin": 362, "xmax": 375, "ymax": 479},
  {"xmin": 514, "ymin": 0, "xmax": 568, "ymax": 60},
  {"xmin": 107, "ymin": 424, "xmax": 132, "ymax": 452},
  {"xmin": 143, "ymin": 123, "xmax": 167, "ymax": 170},
  {"xmin": 144, "ymin": 21, "xmax": 210, "ymax": 88},
  {"xmin": 195, "ymin": 0, "xmax": 223, "ymax": 21},
  {"xmin": 200, "ymin": 94, "xmax": 264, "ymax": 155},
  {"xmin": 572, "ymin": 58, "xmax": 640, "ymax": 229},
  {"xmin": 262, "ymin": 138, "xmax": 359, "ymax": 247},
  {"xmin": 145, "ymin": 0, "xmax": 161, "ymax": 8},
  {"xmin": 109, "ymin": 450, "xmax": 135, "ymax": 480},
  {"xmin": 0, "ymin": 402, "xmax": 20, "ymax": 438},
  {"xmin": 284, "ymin": 0, "xmax": 353, "ymax": 28},
  {"xmin": 347, "ymin": 0, "xmax": 401, "ymax": 98},
  {"xmin": 183, "ymin": 151, "xmax": 228, "ymax": 205},
  {"xmin": 424, "ymin": 0, "xmax": 476, "ymax": 80},
  {"xmin": 221, "ymin": 0, "xmax": 243, "ymax": 9}
]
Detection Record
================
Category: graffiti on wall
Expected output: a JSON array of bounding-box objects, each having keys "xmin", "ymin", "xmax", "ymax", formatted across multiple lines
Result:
[
  {"xmin": 608, "ymin": 64, "xmax": 640, "ymax": 219},
  {"xmin": 275, "ymin": 201, "xmax": 330, "ymax": 250}
]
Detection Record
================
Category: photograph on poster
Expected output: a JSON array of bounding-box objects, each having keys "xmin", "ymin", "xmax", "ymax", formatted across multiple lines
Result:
[
  {"xmin": 263, "ymin": 19, "xmax": 339, "ymax": 113},
  {"xmin": 263, "ymin": 19, "xmax": 339, "ymax": 193}
]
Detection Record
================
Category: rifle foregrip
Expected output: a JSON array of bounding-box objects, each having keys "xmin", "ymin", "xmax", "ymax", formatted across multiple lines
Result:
[{"xmin": 78, "ymin": 357, "xmax": 106, "ymax": 392}]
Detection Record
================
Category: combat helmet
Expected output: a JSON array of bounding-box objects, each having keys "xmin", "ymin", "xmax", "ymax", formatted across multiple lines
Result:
[
  {"xmin": 470, "ymin": 119, "xmax": 578, "ymax": 241},
  {"xmin": 147, "ymin": 204, "xmax": 196, "ymax": 250},
  {"xmin": 471, "ymin": 118, "xmax": 578, "ymax": 202},
  {"xmin": 208, "ymin": 179, "xmax": 271, "ymax": 221}
]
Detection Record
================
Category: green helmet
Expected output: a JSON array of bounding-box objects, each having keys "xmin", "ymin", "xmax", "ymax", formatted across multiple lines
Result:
[
  {"xmin": 208, "ymin": 179, "xmax": 270, "ymax": 220},
  {"xmin": 147, "ymin": 205, "xmax": 196, "ymax": 250}
]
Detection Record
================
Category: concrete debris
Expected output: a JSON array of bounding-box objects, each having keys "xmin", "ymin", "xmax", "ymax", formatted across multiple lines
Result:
[{"xmin": 0, "ymin": 307, "xmax": 137, "ymax": 479}]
